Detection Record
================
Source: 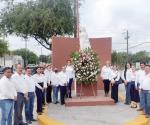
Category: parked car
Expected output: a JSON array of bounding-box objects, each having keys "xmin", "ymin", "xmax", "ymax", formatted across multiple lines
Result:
[
  {"xmin": 0, "ymin": 67, "xmax": 4, "ymax": 79},
  {"xmin": 27, "ymin": 64, "xmax": 37, "ymax": 75}
]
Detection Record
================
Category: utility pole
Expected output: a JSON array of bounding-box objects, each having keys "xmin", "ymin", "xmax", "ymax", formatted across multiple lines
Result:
[
  {"xmin": 74, "ymin": 0, "xmax": 79, "ymax": 38},
  {"xmin": 124, "ymin": 30, "xmax": 130, "ymax": 62}
]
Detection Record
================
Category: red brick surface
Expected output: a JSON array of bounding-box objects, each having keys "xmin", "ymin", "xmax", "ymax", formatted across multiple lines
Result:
[{"xmin": 52, "ymin": 37, "xmax": 112, "ymax": 90}]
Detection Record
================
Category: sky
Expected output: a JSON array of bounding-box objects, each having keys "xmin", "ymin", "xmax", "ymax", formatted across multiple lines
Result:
[{"xmin": 0, "ymin": 0, "xmax": 150, "ymax": 56}]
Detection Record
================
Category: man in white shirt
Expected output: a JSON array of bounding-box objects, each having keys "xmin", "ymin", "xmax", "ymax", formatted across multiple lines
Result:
[
  {"xmin": 0, "ymin": 67, "xmax": 17, "ymax": 125},
  {"xmin": 100, "ymin": 61, "xmax": 111, "ymax": 97},
  {"xmin": 24, "ymin": 67, "xmax": 36, "ymax": 124},
  {"xmin": 44, "ymin": 64, "xmax": 52, "ymax": 103},
  {"xmin": 40, "ymin": 66, "xmax": 47, "ymax": 106},
  {"xmin": 51, "ymin": 68, "xmax": 60, "ymax": 104},
  {"xmin": 11, "ymin": 64, "xmax": 28, "ymax": 125},
  {"xmin": 140, "ymin": 65, "xmax": 150, "ymax": 118},
  {"xmin": 135, "ymin": 62, "xmax": 146, "ymax": 111},
  {"xmin": 66, "ymin": 60, "xmax": 75, "ymax": 98},
  {"xmin": 59, "ymin": 67, "xmax": 69, "ymax": 105},
  {"xmin": 109, "ymin": 65, "xmax": 120, "ymax": 103}
]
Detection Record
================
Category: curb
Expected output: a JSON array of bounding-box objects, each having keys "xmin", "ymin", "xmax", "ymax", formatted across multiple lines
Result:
[
  {"xmin": 118, "ymin": 93, "xmax": 150, "ymax": 125},
  {"xmin": 37, "ymin": 105, "xmax": 65, "ymax": 125},
  {"xmin": 123, "ymin": 115, "xmax": 149, "ymax": 125}
]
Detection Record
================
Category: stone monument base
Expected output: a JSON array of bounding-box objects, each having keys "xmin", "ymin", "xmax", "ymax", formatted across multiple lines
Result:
[{"xmin": 65, "ymin": 91, "xmax": 115, "ymax": 107}]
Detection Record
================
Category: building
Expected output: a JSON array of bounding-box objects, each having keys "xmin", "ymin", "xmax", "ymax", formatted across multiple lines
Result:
[{"xmin": 0, "ymin": 55, "xmax": 24, "ymax": 67}]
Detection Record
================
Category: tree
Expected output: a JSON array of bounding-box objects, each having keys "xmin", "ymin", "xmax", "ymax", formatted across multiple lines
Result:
[
  {"xmin": 0, "ymin": 0, "xmax": 74, "ymax": 50},
  {"xmin": 131, "ymin": 51, "xmax": 149, "ymax": 63},
  {"xmin": 0, "ymin": 39, "xmax": 8, "ymax": 57},
  {"xmin": 112, "ymin": 51, "xmax": 150, "ymax": 68},
  {"xmin": 12, "ymin": 48, "xmax": 38, "ymax": 66},
  {"xmin": 39, "ymin": 55, "xmax": 51, "ymax": 63}
]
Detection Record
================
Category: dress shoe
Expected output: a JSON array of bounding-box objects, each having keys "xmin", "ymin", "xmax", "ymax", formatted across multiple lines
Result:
[{"xmin": 31, "ymin": 119, "xmax": 37, "ymax": 122}]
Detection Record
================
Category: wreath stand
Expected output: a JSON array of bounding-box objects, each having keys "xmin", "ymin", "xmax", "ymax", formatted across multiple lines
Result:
[{"xmin": 79, "ymin": 83, "xmax": 96, "ymax": 99}]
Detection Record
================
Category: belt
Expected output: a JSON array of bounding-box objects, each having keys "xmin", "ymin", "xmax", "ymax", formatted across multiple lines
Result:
[{"xmin": 17, "ymin": 92, "xmax": 24, "ymax": 96}]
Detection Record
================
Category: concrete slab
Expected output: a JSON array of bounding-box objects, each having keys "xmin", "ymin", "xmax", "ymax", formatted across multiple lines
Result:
[{"xmin": 48, "ymin": 102, "xmax": 138, "ymax": 125}]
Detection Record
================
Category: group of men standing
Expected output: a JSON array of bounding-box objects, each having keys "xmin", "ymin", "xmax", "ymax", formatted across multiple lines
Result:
[{"xmin": 0, "ymin": 60, "xmax": 75, "ymax": 125}]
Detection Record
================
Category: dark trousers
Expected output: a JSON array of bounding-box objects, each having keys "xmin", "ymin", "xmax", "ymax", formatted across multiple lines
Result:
[
  {"xmin": 143, "ymin": 90, "xmax": 150, "ymax": 116},
  {"xmin": 103, "ymin": 79, "xmax": 110, "ymax": 95},
  {"xmin": 130, "ymin": 81, "xmax": 140, "ymax": 103},
  {"xmin": 0, "ymin": 99, "xmax": 14, "ymax": 125},
  {"xmin": 25, "ymin": 92, "xmax": 35, "ymax": 121},
  {"xmin": 111, "ymin": 83, "xmax": 119, "ymax": 103},
  {"xmin": 67, "ymin": 78, "xmax": 73, "ymax": 98},
  {"xmin": 52, "ymin": 86, "xmax": 59, "ymax": 103},
  {"xmin": 46, "ymin": 85, "xmax": 52, "ymax": 103},
  {"xmin": 14, "ymin": 93, "xmax": 25, "ymax": 125},
  {"xmin": 42, "ymin": 89, "xmax": 46, "ymax": 106},
  {"xmin": 125, "ymin": 82, "xmax": 131, "ymax": 104},
  {"xmin": 60, "ymin": 86, "xmax": 67, "ymax": 105},
  {"xmin": 35, "ymin": 87, "xmax": 43, "ymax": 113}
]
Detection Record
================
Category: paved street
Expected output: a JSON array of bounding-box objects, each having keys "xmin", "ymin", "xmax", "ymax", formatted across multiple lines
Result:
[
  {"xmin": 0, "ymin": 85, "xmax": 140, "ymax": 125},
  {"xmin": 47, "ymin": 85, "xmax": 139, "ymax": 125},
  {"xmin": 48, "ymin": 102, "xmax": 138, "ymax": 125}
]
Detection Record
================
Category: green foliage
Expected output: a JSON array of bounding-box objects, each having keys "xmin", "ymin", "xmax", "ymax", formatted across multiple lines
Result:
[
  {"xmin": 131, "ymin": 51, "xmax": 149, "ymax": 63},
  {"xmin": 112, "ymin": 51, "xmax": 150, "ymax": 67},
  {"xmin": 12, "ymin": 48, "xmax": 38, "ymax": 66},
  {"xmin": 71, "ymin": 48, "xmax": 100, "ymax": 84},
  {"xmin": 39, "ymin": 55, "xmax": 51, "ymax": 63},
  {"xmin": 0, "ymin": 39, "xmax": 8, "ymax": 57},
  {"xmin": 0, "ymin": 0, "xmax": 74, "ymax": 49}
]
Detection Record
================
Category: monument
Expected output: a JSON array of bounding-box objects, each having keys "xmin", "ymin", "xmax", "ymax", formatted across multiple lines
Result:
[
  {"xmin": 79, "ymin": 26, "xmax": 91, "ymax": 50},
  {"xmin": 51, "ymin": 26, "xmax": 114, "ymax": 106}
]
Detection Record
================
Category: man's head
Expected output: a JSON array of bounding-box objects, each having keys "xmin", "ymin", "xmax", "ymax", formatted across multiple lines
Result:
[
  {"xmin": 36, "ymin": 66, "xmax": 41, "ymax": 74},
  {"xmin": 61, "ymin": 66, "xmax": 66, "ymax": 72},
  {"xmin": 106, "ymin": 61, "xmax": 111, "ymax": 67},
  {"xmin": 67, "ymin": 60, "xmax": 71, "ymax": 66},
  {"xmin": 40, "ymin": 67, "xmax": 45, "ymax": 74},
  {"xmin": 25, "ymin": 67, "xmax": 32, "ymax": 76},
  {"xmin": 3, "ymin": 67, "xmax": 12, "ymax": 78},
  {"xmin": 47, "ymin": 64, "xmax": 52, "ymax": 70},
  {"xmin": 145, "ymin": 65, "xmax": 150, "ymax": 74},
  {"xmin": 16, "ymin": 64, "xmax": 23, "ymax": 75},
  {"xmin": 140, "ymin": 62, "xmax": 145, "ymax": 70}
]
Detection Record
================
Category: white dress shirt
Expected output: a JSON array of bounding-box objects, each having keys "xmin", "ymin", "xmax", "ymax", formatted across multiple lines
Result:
[
  {"xmin": 59, "ymin": 71, "xmax": 69, "ymax": 86},
  {"xmin": 130, "ymin": 71, "xmax": 136, "ymax": 82},
  {"xmin": 51, "ymin": 72, "xmax": 60, "ymax": 86},
  {"xmin": 11, "ymin": 73, "xmax": 28, "ymax": 94},
  {"xmin": 135, "ymin": 69, "xmax": 145, "ymax": 87},
  {"xmin": 121, "ymin": 68, "xmax": 132, "ymax": 82},
  {"xmin": 66, "ymin": 65, "xmax": 75, "ymax": 79},
  {"xmin": 32, "ymin": 74, "xmax": 47, "ymax": 90},
  {"xmin": 24, "ymin": 75, "xmax": 36, "ymax": 92},
  {"xmin": 140, "ymin": 73, "xmax": 150, "ymax": 90},
  {"xmin": 101, "ymin": 66, "xmax": 111, "ymax": 80},
  {"xmin": 0, "ymin": 76, "xmax": 17, "ymax": 100},
  {"xmin": 44, "ymin": 69, "xmax": 52, "ymax": 84},
  {"xmin": 109, "ymin": 70, "xmax": 120, "ymax": 82},
  {"xmin": 41, "ymin": 74, "xmax": 47, "ymax": 88}
]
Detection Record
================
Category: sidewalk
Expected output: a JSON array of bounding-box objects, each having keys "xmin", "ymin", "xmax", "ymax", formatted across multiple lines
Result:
[{"xmin": 46, "ymin": 84, "xmax": 138, "ymax": 125}]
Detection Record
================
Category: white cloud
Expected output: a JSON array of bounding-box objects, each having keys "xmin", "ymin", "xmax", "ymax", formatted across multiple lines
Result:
[
  {"xmin": 1, "ymin": 0, "xmax": 150, "ymax": 55},
  {"xmin": 80, "ymin": 0, "xmax": 150, "ymax": 53}
]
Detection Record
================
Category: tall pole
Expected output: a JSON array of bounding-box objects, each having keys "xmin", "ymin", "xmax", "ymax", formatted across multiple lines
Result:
[
  {"xmin": 76, "ymin": 0, "xmax": 80, "ymax": 38},
  {"xmin": 74, "ymin": 0, "xmax": 80, "ymax": 38},
  {"xmin": 125, "ymin": 30, "xmax": 130, "ymax": 62},
  {"xmin": 73, "ymin": 0, "xmax": 77, "ymax": 38}
]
